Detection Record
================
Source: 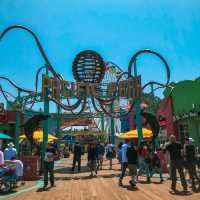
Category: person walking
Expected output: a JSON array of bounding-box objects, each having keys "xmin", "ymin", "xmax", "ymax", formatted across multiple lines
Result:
[
  {"xmin": 106, "ymin": 142, "xmax": 115, "ymax": 170},
  {"xmin": 117, "ymin": 142, "xmax": 123, "ymax": 170},
  {"xmin": 118, "ymin": 139, "xmax": 130, "ymax": 186},
  {"xmin": 137, "ymin": 142, "xmax": 151, "ymax": 183},
  {"xmin": 97, "ymin": 142, "xmax": 105, "ymax": 170},
  {"xmin": 184, "ymin": 137, "xmax": 200, "ymax": 191},
  {"xmin": 4, "ymin": 142, "xmax": 17, "ymax": 160},
  {"xmin": 166, "ymin": 135, "xmax": 188, "ymax": 193},
  {"xmin": 162, "ymin": 147, "xmax": 171, "ymax": 180},
  {"xmin": 43, "ymin": 143, "xmax": 56, "ymax": 190},
  {"xmin": 126, "ymin": 141, "xmax": 138, "ymax": 187},
  {"xmin": 72, "ymin": 142, "xmax": 82, "ymax": 173},
  {"xmin": 87, "ymin": 143, "xmax": 98, "ymax": 177},
  {"xmin": 149, "ymin": 151, "xmax": 164, "ymax": 183}
]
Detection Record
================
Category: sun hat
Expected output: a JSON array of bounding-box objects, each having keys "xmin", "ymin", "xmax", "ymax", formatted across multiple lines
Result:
[{"xmin": 7, "ymin": 142, "xmax": 14, "ymax": 147}]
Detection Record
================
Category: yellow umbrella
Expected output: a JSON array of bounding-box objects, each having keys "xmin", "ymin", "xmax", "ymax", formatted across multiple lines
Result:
[
  {"xmin": 19, "ymin": 130, "xmax": 57, "ymax": 142},
  {"xmin": 37, "ymin": 137, "xmax": 56, "ymax": 142},
  {"xmin": 118, "ymin": 128, "xmax": 153, "ymax": 139}
]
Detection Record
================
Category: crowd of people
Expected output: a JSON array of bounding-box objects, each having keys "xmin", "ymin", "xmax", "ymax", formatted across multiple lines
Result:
[
  {"xmin": 0, "ymin": 140, "xmax": 57, "ymax": 191},
  {"xmin": 0, "ymin": 142, "xmax": 24, "ymax": 188},
  {"xmin": 67, "ymin": 134, "xmax": 200, "ymax": 194},
  {"xmin": 1, "ymin": 134, "xmax": 200, "ymax": 194},
  {"xmin": 71, "ymin": 142, "xmax": 117, "ymax": 175}
]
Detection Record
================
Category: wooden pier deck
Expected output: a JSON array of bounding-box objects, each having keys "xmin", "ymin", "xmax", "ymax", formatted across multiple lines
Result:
[{"xmin": 5, "ymin": 155, "xmax": 200, "ymax": 200}]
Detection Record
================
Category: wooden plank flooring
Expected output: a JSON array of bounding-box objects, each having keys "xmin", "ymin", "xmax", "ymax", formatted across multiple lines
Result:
[{"xmin": 6, "ymin": 155, "xmax": 200, "ymax": 200}]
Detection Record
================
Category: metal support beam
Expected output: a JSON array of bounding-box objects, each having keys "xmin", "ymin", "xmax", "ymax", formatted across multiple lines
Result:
[
  {"xmin": 56, "ymin": 104, "xmax": 61, "ymax": 148},
  {"xmin": 134, "ymin": 60, "xmax": 143, "ymax": 144},
  {"xmin": 110, "ymin": 103, "xmax": 115, "ymax": 144},
  {"xmin": 15, "ymin": 90, "xmax": 21, "ymax": 157},
  {"xmin": 100, "ymin": 113, "xmax": 104, "ymax": 133},
  {"xmin": 42, "ymin": 67, "xmax": 49, "ymax": 160}
]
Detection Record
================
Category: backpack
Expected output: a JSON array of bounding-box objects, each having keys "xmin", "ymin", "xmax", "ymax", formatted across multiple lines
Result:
[{"xmin": 126, "ymin": 146, "xmax": 138, "ymax": 164}]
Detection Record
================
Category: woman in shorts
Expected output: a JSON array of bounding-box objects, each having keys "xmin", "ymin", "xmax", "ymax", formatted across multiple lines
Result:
[{"xmin": 88, "ymin": 144, "xmax": 98, "ymax": 176}]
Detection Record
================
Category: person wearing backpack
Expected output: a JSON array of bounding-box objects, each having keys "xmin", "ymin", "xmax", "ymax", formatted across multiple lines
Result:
[
  {"xmin": 87, "ymin": 143, "xmax": 98, "ymax": 176},
  {"xmin": 72, "ymin": 142, "xmax": 82, "ymax": 173},
  {"xmin": 106, "ymin": 142, "xmax": 115, "ymax": 170},
  {"xmin": 126, "ymin": 141, "xmax": 138, "ymax": 187},
  {"xmin": 97, "ymin": 142, "xmax": 105, "ymax": 170},
  {"xmin": 184, "ymin": 137, "xmax": 200, "ymax": 191}
]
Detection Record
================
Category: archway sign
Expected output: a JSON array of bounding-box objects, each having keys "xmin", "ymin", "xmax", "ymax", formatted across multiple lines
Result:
[{"xmin": 0, "ymin": 25, "xmax": 171, "ymax": 158}]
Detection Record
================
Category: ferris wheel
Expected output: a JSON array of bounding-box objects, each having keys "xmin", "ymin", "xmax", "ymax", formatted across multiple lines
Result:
[
  {"xmin": 91, "ymin": 61, "xmax": 127, "ymax": 136},
  {"xmin": 92, "ymin": 61, "xmax": 134, "ymax": 118}
]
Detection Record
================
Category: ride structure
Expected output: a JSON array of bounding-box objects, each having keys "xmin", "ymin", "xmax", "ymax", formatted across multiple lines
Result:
[{"xmin": 0, "ymin": 24, "xmax": 172, "ymax": 158}]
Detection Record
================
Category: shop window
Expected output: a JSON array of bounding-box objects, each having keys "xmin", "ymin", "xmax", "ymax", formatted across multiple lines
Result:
[{"xmin": 179, "ymin": 124, "xmax": 189, "ymax": 144}]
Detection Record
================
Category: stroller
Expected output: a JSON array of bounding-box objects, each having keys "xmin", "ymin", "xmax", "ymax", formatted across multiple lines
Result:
[{"xmin": 0, "ymin": 165, "xmax": 18, "ymax": 192}]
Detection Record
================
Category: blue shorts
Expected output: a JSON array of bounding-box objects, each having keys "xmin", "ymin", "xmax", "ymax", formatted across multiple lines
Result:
[{"xmin": 88, "ymin": 160, "xmax": 97, "ymax": 170}]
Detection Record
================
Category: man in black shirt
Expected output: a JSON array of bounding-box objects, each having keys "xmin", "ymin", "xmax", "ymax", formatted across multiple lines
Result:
[
  {"xmin": 72, "ymin": 142, "xmax": 82, "ymax": 172},
  {"xmin": 166, "ymin": 135, "xmax": 187, "ymax": 193},
  {"xmin": 184, "ymin": 137, "xmax": 200, "ymax": 190},
  {"xmin": 87, "ymin": 144, "xmax": 98, "ymax": 176}
]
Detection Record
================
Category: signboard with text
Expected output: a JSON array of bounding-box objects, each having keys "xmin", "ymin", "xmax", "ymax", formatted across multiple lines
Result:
[{"xmin": 41, "ymin": 75, "xmax": 142, "ymax": 100}]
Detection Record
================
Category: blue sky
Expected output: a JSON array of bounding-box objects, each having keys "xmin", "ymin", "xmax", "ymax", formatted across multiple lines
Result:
[{"xmin": 0, "ymin": 0, "xmax": 200, "ymax": 109}]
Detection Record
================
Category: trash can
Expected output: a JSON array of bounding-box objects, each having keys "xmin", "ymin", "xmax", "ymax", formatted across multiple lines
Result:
[{"xmin": 20, "ymin": 155, "xmax": 40, "ymax": 180}]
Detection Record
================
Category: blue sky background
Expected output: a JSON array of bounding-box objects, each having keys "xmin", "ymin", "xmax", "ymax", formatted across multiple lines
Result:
[{"xmin": 0, "ymin": 0, "xmax": 200, "ymax": 110}]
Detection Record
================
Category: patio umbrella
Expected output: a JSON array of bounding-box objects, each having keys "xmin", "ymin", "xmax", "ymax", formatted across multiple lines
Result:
[
  {"xmin": 0, "ymin": 133, "xmax": 13, "ymax": 140},
  {"xmin": 118, "ymin": 128, "xmax": 153, "ymax": 139},
  {"xmin": 37, "ymin": 137, "xmax": 57, "ymax": 143},
  {"xmin": 19, "ymin": 130, "xmax": 57, "ymax": 142}
]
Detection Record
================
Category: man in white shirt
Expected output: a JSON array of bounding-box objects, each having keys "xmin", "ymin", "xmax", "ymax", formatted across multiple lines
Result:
[
  {"xmin": 119, "ymin": 139, "xmax": 130, "ymax": 186},
  {"xmin": 4, "ymin": 142, "xmax": 17, "ymax": 160}
]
